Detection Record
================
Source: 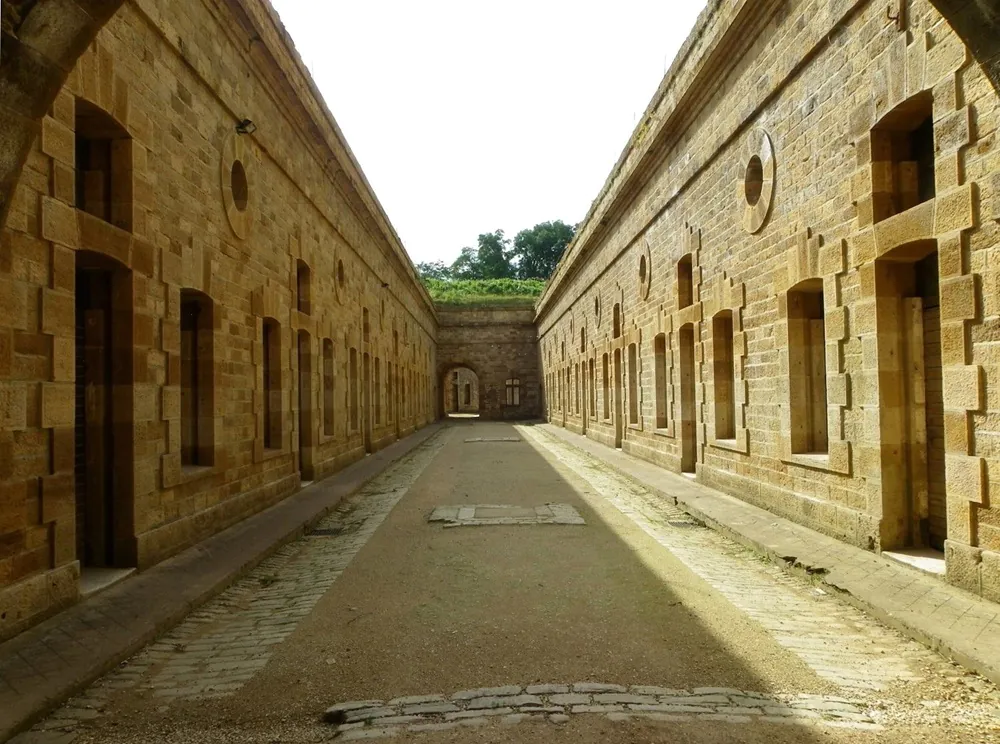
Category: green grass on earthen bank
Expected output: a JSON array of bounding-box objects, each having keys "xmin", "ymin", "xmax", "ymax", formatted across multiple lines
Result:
[{"xmin": 422, "ymin": 278, "xmax": 545, "ymax": 307}]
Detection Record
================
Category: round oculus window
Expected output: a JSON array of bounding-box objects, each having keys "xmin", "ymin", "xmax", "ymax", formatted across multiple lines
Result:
[
  {"xmin": 744, "ymin": 154, "xmax": 764, "ymax": 207},
  {"xmin": 231, "ymin": 160, "xmax": 249, "ymax": 212}
]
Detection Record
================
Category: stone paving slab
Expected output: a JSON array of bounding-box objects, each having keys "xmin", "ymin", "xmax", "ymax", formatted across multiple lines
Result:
[
  {"xmin": 0, "ymin": 425, "xmax": 442, "ymax": 743},
  {"xmin": 536, "ymin": 423, "xmax": 1000, "ymax": 687},
  {"xmin": 427, "ymin": 503, "xmax": 586, "ymax": 526}
]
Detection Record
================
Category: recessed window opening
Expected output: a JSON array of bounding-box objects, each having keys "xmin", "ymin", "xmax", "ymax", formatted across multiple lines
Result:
[
  {"xmin": 75, "ymin": 99, "xmax": 133, "ymax": 231},
  {"xmin": 374, "ymin": 358, "xmax": 382, "ymax": 424},
  {"xmin": 323, "ymin": 339, "xmax": 334, "ymax": 435},
  {"xmin": 713, "ymin": 311, "xmax": 736, "ymax": 440},
  {"xmin": 581, "ymin": 328, "xmax": 586, "ymax": 353},
  {"xmin": 613, "ymin": 303, "xmax": 622, "ymax": 339},
  {"xmin": 602, "ymin": 353, "xmax": 610, "ymax": 419},
  {"xmin": 677, "ymin": 254, "xmax": 693, "ymax": 309},
  {"xmin": 654, "ymin": 333, "xmax": 668, "ymax": 429},
  {"xmin": 386, "ymin": 361, "xmax": 393, "ymax": 421},
  {"xmin": 181, "ymin": 290, "xmax": 214, "ymax": 467},
  {"xmin": 296, "ymin": 260, "xmax": 311, "ymax": 314},
  {"xmin": 349, "ymin": 348, "xmax": 359, "ymax": 431},
  {"xmin": 506, "ymin": 378, "xmax": 521, "ymax": 406},
  {"xmin": 362, "ymin": 308, "xmax": 370, "ymax": 343},
  {"xmin": 588, "ymin": 358, "xmax": 596, "ymax": 416},
  {"xmin": 262, "ymin": 318, "xmax": 281, "ymax": 449},
  {"xmin": 788, "ymin": 279, "xmax": 828, "ymax": 454},
  {"xmin": 871, "ymin": 94, "xmax": 935, "ymax": 221},
  {"xmin": 627, "ymin": 343, "xmax": 638, "ymax": 425},
  {"xmin": 575, "ymin": 364, "xmax": 580, "ymax": 414},
  {"xmin": 639, "ymin": 255, "xmax": 648, "ymax": 283}
]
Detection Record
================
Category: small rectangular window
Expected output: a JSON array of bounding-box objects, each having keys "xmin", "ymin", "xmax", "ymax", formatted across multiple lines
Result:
[
  {"xmin": 871, "ymin": 94, "xmax": 935, "ymax": 221},
  {"xmin": 374, "ymin": 358, "xmax": 381, "ymax": 425},
  {"xmin": 588, "ymin": 359, "xmax": 596, "ymax": 416},
  {"xmin": 627, "ymin": 343, "xmax": 638, "ymax": 424},
  {"xmin": 788, "ymin": 280, "xmax": 828, "ymax": 454},
  {"xmin": 262, "ymin": 318, "xmax": 281, "ymax": 449},
  {"xmin": 602, "ymin": 354, "xmax": 610, "ymax": 419},
  {"xmin": 296, "ymin": 260, "xmax": 311, "ymax": 315},
  {"xmin": 713, "ymin": 312, "xmax": 736, "ymax": 440},
  {"xmin": 181, "ymin": 291, "xmax": 214, "ymax": 466},
  {"xmin": 349, "ymin": 348, "xmax": 359, "ymax": 431},
  {"xmin": 654, "ymin": 333, "xmax": 668, "ymax": 429},
  {"xmin": 677, "ymin": 254, "xmax": 693, "ymax": 309},
  {"xmin": 506, "ymin": 378, "xmax": 521, "ymax": 406},
  {"xmin": 323, "ymin": 339, "xmax": 334, "ymax": 435}
]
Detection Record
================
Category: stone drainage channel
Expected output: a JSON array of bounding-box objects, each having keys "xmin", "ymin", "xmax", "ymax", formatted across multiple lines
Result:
[{"xmin": 323, "ymin": 683, "xmax": 879, "ymax": 740}]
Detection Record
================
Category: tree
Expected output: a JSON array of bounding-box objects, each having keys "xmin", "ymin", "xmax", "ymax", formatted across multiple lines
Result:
[
  {"xmin": 449, "ymin": 245, "xmax": 481, "ymax": 279},
  {"xmin": 415, "ymin": 260, "xmax": 451, "ymax": 280},
  {"xmin": 475, "ymin": 230, "xmax": 514, "ymax": 279},
  {"xmin": 512, "ymin": 220, "xmax": 574, "ymax": 280}
]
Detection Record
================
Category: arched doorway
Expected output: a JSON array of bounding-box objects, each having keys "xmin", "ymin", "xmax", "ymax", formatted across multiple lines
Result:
[{"xmin": 441, "ymin": 366, "xmax": 480, "ymax": 418}]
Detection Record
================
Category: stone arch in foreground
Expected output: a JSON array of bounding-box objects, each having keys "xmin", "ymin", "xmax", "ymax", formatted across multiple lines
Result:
[{"xmin": 0, "ymin": 0, "xmax": 125, "ymax": 227}]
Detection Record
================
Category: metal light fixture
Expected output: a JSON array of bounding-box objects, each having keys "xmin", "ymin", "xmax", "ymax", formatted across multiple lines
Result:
[{"xmin": 236, "ymin": 118, "xmax": 257, "ymax": 135}]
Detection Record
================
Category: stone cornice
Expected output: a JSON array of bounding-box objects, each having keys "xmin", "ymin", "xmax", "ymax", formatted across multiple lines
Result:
[
  {"xmin": 217, "ymin": 0, "xmax": 437, "ymax": 325},
  {"xmin": 535, "ymin": 0, "xmax": 784, "ymax": 321}
]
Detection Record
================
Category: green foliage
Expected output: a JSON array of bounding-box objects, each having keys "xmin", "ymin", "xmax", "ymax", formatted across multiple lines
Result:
[
  {"xmin": 414, "ymin": 260, "xmax": 451, "ymax": 280},
  {"xmin": 512, "ymin": 220, "xmax": 574, "ymax": 279},
  {"xmin": 415, "ymin": 219, "xmax": 573, "ymax": 306},
  {"xmin": 423, "ymin": 278, "xmax": 545, "ymax": 306}
]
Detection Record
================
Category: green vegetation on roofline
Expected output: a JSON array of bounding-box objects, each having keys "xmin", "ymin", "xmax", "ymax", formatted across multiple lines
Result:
[{"xmin": 423, "ymin": 278, "xmax": 545, "ymax": 307}]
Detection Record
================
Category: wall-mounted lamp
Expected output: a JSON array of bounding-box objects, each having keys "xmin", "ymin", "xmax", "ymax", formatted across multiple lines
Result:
[{"xmin": 236, "ymin": 119, "xmax": 257, "ymax": 135}]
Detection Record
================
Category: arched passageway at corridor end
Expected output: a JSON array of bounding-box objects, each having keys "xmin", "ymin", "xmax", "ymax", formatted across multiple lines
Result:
[
  {"xmin": 441, "ymin": 364, "xmax": 480, "ymax": 418},
  {"xmin": 435, "ymin": 305, "xmax": 541, "ymax": 421}
]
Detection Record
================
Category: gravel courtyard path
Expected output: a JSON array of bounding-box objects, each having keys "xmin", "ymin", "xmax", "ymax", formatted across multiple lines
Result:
[{"xmin": 13, "ymin": 421, "xmax": 1000, "ymax": 744}]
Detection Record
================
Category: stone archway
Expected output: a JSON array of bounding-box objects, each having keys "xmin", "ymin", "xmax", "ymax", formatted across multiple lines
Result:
[
  {"xmin": 0, "ymin": 0, "xmax": 126, "ymax": 227},
  {"xmin": 438, "ymin": 363, "xmax": 482, "ymax": 419}
]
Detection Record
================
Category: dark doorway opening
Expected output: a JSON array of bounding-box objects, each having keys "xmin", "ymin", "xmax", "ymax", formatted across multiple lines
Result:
[{"xmin": 74, "ymin": 252, "xmax": 135, "ymax": 572}]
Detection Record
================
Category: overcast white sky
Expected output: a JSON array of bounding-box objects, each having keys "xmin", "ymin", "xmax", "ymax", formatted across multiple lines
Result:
[{"xmin": 269, "ymin": 1, "xmax": 707, "ymax": 266}]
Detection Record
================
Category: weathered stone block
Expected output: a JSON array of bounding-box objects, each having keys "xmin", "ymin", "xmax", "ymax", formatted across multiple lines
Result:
[
  {"xmin": 939, "ymin": 274, "xmax": 976, "ymax": 322},
  {"xmin": 40, "ymin": 382, "xmax": 74, "ymax": 428},
  {"xmin": 39, "ymin": 196, "xmax": 79, "ymax": 249},
  {"xmin": 945, "ymin": 540, "xmax": 981, "ymax": 595},
  {"xmin": 943, "ymin": 365, "xmax": 981, "ymax": 411},
  {"xmin": 40, "ymin": 289, "xmax": 74, "ymax": 337},
  {"xmin": 40, "ymin": 116, "xmax": 74, "ymax": 167}
]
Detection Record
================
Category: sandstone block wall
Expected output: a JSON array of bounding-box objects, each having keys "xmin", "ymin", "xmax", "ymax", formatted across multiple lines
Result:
[
  {"xmin": 0, "ymin": 0, "xmax": 436, "ymax": 640},
  {"xmin": 537, "ymin": 0, "xmax": 1000, "ymax": 602},
  {"xmin": 437, "ymin": 306, "xmax": 540, "ymax": 420}
]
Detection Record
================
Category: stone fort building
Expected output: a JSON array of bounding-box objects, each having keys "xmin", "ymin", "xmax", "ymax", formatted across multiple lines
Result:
[{"xmin": 0, "ymin": 0, "xmax": 999, "ymax": 639}]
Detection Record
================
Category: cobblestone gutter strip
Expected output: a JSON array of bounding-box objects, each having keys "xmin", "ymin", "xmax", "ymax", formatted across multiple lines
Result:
[
  {"xmin": 534, "ymin": 423, "xmax": 1000, "ymax": 689},
  {"xmin": 0, "ymin": 426, "xmax": 443, "ymax": 743},
  {"xmin": 322, "ymin": 684, "xmax": 880, "ymax": 739}
]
